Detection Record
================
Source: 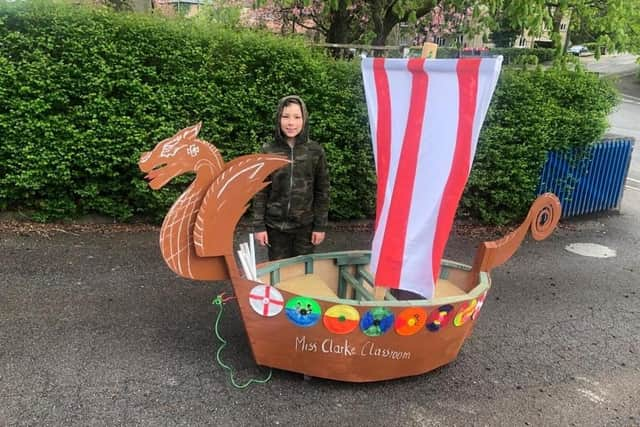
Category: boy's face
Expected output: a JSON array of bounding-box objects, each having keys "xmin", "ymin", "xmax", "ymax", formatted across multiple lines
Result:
[{"xmin": 280, "ymin": 103, "xmax": 304, "ymax": 140}]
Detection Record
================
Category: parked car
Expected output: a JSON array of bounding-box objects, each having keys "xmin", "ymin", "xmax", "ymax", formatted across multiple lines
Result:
[{"xmin": 568, "ymin": 45, "xmax": 590, "ymax": 56}]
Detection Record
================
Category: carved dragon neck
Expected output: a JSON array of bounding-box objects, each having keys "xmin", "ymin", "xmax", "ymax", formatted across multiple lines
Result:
[{"xmin": 159, "ymin": 167, "xmax": 227, "ymax": 281}]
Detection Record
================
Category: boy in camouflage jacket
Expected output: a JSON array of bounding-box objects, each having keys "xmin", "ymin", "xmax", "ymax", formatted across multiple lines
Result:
[{"xmin": 252, "ymin": 95, "xmax": 330, "ymax": 260}]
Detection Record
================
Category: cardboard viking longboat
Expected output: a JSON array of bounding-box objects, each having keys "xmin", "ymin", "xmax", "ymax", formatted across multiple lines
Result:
[{"xmin": 139, "ymin": 56, "xmax": 561, "ymax": 382}]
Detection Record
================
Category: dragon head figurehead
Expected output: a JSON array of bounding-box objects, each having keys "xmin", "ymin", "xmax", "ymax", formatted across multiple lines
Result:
[{"xmin": 138, "ymin": 122, "xmax": 224, "ymax": 190}]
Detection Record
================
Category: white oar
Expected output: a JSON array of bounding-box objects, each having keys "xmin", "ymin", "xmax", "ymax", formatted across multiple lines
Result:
[
  {"xmin": 248, "ymin": 233, "xmax": 257, "ymax": 280},
  {"xmin": 237, "ymin": 248, "xmax": 254, "ymax": 281}
]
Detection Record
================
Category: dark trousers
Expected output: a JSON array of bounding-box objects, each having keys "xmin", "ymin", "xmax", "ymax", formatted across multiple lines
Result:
[{"xmin": 266, "ymin": 225, "xmax": 314, "ymax": 261}]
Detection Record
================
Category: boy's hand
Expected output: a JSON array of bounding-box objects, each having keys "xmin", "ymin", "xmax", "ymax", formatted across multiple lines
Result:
[
  {"xmin": 311, "ymin": 231, "xmax": 325, "ymax": 245},
  {"xmin": 255, "ymin": 231, "xmax": 269, "ymax": 247}
]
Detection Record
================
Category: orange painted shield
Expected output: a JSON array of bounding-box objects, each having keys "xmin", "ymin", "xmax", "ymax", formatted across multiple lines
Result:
[
  {"xmin": 394, "ymin": 307, "xmax": 428, "ymax": 336},
  {"xmin": 323, "ymin": 305, "xmax": 360, "ymax": 334}
]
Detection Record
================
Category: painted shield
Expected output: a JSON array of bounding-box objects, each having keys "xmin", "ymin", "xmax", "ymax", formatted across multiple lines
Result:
[
  {"xmin": 323, "ymin": 305, "xmax": 360, "ymax": 334},
  {"xmin": 360, "ymin": 307, "xmax": 394, "ymax": 337},
  {"xmin": 394, "ymin": 307, "xmax": 428, "ymax": 336},
  {"xmin": 453, "ymin": 299, "xmax": 478, "ymax": 327},
  {"xmin": 248, "ymin": 285, "xmax": 284, "ymax": 317},
  {"xmin": 426, "ymin": 304, "xmax": 454, "ymax": 332},
  {"xmin": 285, "ymin": 296, "xmax": 322, "ymax": 327}
]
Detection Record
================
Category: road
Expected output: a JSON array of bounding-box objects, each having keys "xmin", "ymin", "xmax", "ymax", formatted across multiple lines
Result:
[
  {"xmin": 610, "ymin": 98, "xmax": 640, "ymax": 194},
  {"xmin": 2, "ymin": 218, "xmax": 640, "ymax": 426},
  {"xmin": 580, "ymin": 53, "xmax": 638, "ymax": 77},
  {"xmin": 583, "ymin": 54, "xmax": 640, "ymax": 196}
]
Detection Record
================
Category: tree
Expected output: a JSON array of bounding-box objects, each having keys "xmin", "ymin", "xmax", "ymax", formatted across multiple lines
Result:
[
  {"xmin": 496, "ymin": 0, "xmax": 640, "ymax": 54},
  {"xmin": 567, "ymin": 0, "xmax": 640, "ymax": 54},
  {"xmin": 252, "ymin": 0, "xmax": 369, "ymax": 44},
  {"xmin": 254, "ymin": 0, "xmax": 496, "ymax": 48},
  {"xmin": 98, "ymin": 0, "xmax": 133, "ymax": 11},
  {"xmin": 254, "ymin": 0, "xmax": 640, "ymax": 55},
  {"xmin": 414, "ymin": 3, "xmax": 478, "ymax": 47}
]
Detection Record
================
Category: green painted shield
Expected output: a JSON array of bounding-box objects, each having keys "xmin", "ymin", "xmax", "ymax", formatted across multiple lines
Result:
[{"xmin": 285, "ymin": 296, "xmax": 322, "ymax": 327}]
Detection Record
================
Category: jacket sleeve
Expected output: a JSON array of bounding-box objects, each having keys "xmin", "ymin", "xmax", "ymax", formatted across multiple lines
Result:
[
  {"xmin": 312, "ymin": 146, "xmax": 330, "ymax": 232},
  {"xmin": 251, "ymin": 187, "xmax": 269, "ymax": 233}
]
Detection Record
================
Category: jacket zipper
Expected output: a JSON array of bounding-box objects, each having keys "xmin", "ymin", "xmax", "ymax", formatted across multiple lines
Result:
[
  {"xmin": 286, "ymin": 144, "xmax": 294, "ymax": 216},
  {"xmin": 281, "ymin": 144, "xmax": 294, "ymax": 230}
]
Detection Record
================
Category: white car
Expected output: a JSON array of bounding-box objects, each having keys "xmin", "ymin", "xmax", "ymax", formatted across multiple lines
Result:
[{"xmin": 568, "ymin": 45, "xmax": 589, "ymax": 56}]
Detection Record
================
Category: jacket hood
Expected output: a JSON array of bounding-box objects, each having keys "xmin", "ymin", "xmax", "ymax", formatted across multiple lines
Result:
[{"xmin": 274, "ymin": 95, "xmax": 309, "ymax": 146}]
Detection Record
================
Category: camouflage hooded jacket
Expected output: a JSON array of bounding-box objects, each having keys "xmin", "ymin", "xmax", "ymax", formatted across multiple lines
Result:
[{"xmin": 252, "ymin": 96, "xmax": 330, "ymax": 232}]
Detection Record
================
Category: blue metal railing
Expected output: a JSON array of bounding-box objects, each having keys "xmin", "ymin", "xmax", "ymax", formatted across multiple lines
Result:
[{"xmin": 537, "ymin": 138, "xmax": 635, "ymax": 218}]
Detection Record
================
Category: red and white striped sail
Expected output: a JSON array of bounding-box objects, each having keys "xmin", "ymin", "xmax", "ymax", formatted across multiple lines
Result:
[{"xmin": 361, "ymin": 56, "xmax": 502, "ymax": 298}]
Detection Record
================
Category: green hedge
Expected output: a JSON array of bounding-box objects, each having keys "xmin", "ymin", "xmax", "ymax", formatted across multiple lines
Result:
[
  {"xmin": 0, "ymin": 2, "xmax": 618, "ymax": 225},
  {"xmin": 0, "ymin": 1, "xmax": 374, "ymax": 222}
]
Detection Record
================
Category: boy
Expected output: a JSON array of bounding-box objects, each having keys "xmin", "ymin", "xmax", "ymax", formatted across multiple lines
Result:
[{"xmin": 252, "ymin": 95, "xmax": 330, "ymax": 260}]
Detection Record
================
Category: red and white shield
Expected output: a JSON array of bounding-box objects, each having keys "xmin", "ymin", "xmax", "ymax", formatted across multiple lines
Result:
[{"xmin": 249, "ymin": 285, "xmax": 284, "ymax": 317}]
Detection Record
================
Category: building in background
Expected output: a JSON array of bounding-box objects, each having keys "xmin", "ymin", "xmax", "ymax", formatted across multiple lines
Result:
[{"xmin": 514, "ymin": 11, "xmax": 570, "ymax": 48}]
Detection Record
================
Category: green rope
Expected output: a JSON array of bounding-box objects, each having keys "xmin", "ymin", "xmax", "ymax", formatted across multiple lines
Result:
[{"xmin": 211, "ymin": 294, "xmax": 272, "ymax": 388}]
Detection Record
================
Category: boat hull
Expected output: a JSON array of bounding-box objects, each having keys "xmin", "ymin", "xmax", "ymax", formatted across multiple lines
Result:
[{"xmin": 231, "ymin": 251, "xmax": 490, "ymax": 382}]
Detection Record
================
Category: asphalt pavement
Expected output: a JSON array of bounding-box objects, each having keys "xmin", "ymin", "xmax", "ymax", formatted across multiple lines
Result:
[{"xmin": 2, "ymin": 59, "xmax": 640, "ymax": 427}]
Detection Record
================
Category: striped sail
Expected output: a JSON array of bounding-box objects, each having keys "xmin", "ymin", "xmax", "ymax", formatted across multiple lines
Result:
[{"xmin": 361, "ymin": 56, "xmax": 503, "ymax": 298}]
